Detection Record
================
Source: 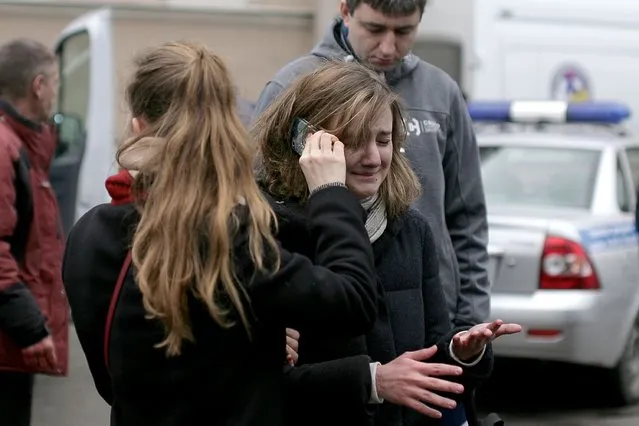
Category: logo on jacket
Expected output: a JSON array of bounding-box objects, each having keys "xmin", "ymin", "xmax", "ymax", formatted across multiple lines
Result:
[
  {"xmin": 551, "ymin": 64, "xmax": 592, "ymax": 103},
  {"xmin": 404, "ymin": 117, "xmax": 440, "ymax": 137}
]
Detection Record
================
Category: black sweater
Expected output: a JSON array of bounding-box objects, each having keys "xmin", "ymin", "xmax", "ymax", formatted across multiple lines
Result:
[
  {"xmin": 62, "ymin": 186, "xmax": 379, "ymax": 426},
  {"xmin": 263, "ymin": 192, "xmax": 494, "ymax": 426}
]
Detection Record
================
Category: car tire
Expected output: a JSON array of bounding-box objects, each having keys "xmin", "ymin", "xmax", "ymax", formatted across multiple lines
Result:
[{"xmin": 609, "ymin": 315, "xmax": 639, "ymax": 405}]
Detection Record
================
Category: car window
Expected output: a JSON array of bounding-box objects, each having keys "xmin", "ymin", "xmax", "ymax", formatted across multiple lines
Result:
[
  {"xmin": 479, "ymin": 146, "xmax": 601, "ymax": 209},
  {"xmin": 617, "ymin": 156, "xmax": 631, "ymax": 212},
  {"xmin": 625, "ymin": 147, "xmax": 639, "ymax": 191}
]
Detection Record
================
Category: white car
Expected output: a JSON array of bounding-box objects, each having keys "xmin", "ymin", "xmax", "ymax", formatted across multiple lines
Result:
[{"xmin": 471, "ymin": 101, "xmax": 639, "ymax": 404}]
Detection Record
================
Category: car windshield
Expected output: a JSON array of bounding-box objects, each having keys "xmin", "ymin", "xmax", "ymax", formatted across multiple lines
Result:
[{"xmin": 479, "ymin": 145, "xmax": 601, "ymax": 209}]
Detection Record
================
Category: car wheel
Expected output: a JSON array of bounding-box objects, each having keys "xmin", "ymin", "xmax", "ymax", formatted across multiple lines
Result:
[{"xmin": 610, "ymin": 315, "xmax": 639, "ymax": 405}]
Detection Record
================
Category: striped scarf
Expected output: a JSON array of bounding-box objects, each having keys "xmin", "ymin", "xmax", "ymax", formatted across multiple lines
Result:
[{"xmin": 360, "ymin": 194, "xmax": 387, "ymax": 243}]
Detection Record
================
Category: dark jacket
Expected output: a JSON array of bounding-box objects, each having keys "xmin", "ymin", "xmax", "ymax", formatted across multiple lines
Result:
[
  {"xmin": 263, "ymin": 192, "xmax": 493, "ymax": 426},
  {"xmin": 0, "ymin": 100, "xmax": 68, "ymax": 375},
  {"xmin": 252, "ymin": 18, "xmax": 490, "ymax": 327},
  {"xmin": 62, "ymin": 175, "xmax": 379, "ymax": 426}
]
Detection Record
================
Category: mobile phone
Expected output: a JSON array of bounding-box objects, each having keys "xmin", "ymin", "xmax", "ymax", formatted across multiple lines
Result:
[{"xmin": 290, "ymin": 117, "xmax": 314, "ymax": 156}]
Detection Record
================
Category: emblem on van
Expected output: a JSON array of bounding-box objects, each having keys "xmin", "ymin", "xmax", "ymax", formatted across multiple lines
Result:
[{"xmin": 550, "ymin": 64, "xmax": 592, "ymax": 103}]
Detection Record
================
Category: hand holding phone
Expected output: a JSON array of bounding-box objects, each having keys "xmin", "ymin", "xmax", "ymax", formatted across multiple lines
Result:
[
  {"xmin": 290, "ymin": 117, "xmax": 316, "ymax": 156},
  {"xmin": 290, "ymin": 117, "xmax": 347, "ymax": 192},
  {"xmin": 298, "ymin": 130, "xmax": 346, "ymax": 193}
]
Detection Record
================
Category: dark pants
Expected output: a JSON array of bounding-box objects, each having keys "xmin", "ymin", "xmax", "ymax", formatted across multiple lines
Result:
[
  {"xmin": 0, "ymin": 372, "xmax": 34, "ymax": 426},
  {"xmin": 441, "ymin": 402, "xmax": 468, "ymax": 426}
]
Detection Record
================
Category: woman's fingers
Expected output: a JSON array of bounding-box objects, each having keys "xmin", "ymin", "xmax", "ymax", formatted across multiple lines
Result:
[{"xmin": 299, "ymin": 131, "xmax": 346, "ymax": 193}]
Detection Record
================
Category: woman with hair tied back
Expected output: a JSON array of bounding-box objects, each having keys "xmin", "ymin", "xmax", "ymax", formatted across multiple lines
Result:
[
  {"xmin": 252, "ymin": 60, "xmax": 522, "ymax": 426},
  {"xmin": 61, "ymin": 41, "xmax": 379, "ymax": 426}
]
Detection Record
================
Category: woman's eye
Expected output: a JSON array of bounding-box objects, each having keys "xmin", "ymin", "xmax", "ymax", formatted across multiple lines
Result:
[{"xmin": 377, "ymin": 140, "xmax": 391, "ymax": 146}]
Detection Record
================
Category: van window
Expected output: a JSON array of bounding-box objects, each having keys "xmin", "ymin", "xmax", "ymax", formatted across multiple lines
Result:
[
  {"xmin": 56, "ymin": 31, "xmax": 90, "ymax": 156},
  {"xmin": 411, "ymin": 39, "xmax": 462, "ymax": 87}
]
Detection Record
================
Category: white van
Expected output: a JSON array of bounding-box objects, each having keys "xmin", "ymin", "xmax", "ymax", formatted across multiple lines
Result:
[{"xmin": 416, "ymin": 0, "xmax": 639, "ymax": 133}]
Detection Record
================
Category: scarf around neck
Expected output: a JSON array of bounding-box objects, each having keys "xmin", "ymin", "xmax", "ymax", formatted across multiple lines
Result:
[{"xmin": 360, "ymin": 194, "xmax": 387, "ymax": 243}]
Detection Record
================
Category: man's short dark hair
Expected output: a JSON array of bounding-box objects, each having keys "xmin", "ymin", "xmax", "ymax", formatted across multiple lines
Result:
[
  {"xmin": 0, "ymin": 38, "xmax": 56, "ymax": 101},
  {"xmin": 346, "ymin": 0, "xmax": 427, "ymax": 16}
]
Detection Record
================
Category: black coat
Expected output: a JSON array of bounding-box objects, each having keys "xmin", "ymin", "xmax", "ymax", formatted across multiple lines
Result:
[
  {"xmin": 62, "ymin": 186, "xmax": 379, "ymax": 426},
  {"xmin": 264, "ymin": 191, "xmax": 494, "ymax": 426}
]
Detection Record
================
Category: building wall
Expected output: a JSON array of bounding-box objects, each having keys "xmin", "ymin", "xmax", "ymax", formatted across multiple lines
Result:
[
  {"xmin": 251, "ymin": 0, "xmax": 313, "ymax": 8},
  {"xmin": 109, "ymin": 10, "xmax": 313, "ymax": 129},
  {"xmin": 0, "ymin": 2, "xmax": 314, "ymax": 96},
  {"xmin": 314, "ymin": 0, "xmax": 340, "ymax": 41}
]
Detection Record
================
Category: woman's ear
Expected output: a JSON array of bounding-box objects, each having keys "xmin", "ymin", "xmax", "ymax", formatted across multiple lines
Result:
[{"xmin": 131, "ymin": 117, "xmax": 147, "ymax": 135}]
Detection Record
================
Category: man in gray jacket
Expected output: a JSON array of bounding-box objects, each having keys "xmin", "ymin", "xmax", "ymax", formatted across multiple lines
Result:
[{"xmin": 252, "ymin": 0, "xmax": 490, "ymax": 329}]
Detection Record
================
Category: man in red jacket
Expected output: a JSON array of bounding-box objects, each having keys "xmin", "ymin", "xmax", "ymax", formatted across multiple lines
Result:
[{"xmin": 0, "ymin": 38, "xmax": 69, "ymax": 426}]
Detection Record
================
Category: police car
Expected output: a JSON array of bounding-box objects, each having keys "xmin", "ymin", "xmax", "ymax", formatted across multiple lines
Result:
[{"xmin": 471, "ymin": 100, "xmax": 639, "ymax": 404}]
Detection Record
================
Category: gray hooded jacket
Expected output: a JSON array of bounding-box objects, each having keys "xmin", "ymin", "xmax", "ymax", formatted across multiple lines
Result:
[{"xmin": 252, "ymin": 19, "xmax": 490, "ymax": 326}]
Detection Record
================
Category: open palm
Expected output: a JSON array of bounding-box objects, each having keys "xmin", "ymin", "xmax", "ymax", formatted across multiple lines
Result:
[{"xmin": 452, "ymin": 319, "xmax": 522, "ymax": 361}]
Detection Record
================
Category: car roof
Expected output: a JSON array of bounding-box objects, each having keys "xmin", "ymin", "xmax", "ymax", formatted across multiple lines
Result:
[{"xmin": 475, "ymin": 125, "xmax": 639, "ymax": 150}]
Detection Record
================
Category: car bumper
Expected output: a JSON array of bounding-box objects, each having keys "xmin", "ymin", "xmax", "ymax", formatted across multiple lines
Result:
[{"xmin": 490, "ymin": 291, "xmax": 622, "ymax": 368}]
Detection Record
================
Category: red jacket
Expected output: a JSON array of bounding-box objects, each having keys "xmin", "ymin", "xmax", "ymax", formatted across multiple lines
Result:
[{"xmin": 0, "ymin": 101, "xmax": 68, "ymax": 375}]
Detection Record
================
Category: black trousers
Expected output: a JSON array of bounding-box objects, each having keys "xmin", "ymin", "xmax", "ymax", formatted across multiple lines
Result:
[{"xmin": 0, "ymin": 371, "xmax": 34, "ymax": 426}]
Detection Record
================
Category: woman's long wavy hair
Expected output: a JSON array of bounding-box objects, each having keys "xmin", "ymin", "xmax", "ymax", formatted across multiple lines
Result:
[
  {"xmin": 116, "ymin": 41, "xmax": 279, "ymax": 356},
  {"xmin": 252, "ymin": 60, "xmax": 420, "ymax": 219}
]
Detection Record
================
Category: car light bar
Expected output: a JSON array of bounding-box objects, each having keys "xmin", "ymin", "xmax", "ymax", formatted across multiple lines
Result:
[{"xmin": 467, "ymin": 101, "xmax": 631, "ymax": 124}]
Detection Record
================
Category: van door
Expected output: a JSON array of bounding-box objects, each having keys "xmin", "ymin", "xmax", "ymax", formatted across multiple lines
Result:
[{"xmin": 51, "ymin": 7, "xmax": 115, "ymax": 235}]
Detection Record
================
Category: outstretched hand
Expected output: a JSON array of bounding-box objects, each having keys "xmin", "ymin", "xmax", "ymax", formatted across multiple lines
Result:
[{"xmin": 452, "ymin": 319, "xmax": 522, "ymax": 362}]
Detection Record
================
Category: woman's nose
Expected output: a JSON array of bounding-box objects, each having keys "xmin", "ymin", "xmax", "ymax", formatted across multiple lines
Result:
[{"xmin": 361, "ymin": 143, "xmax": 381, "ymax": 166}]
